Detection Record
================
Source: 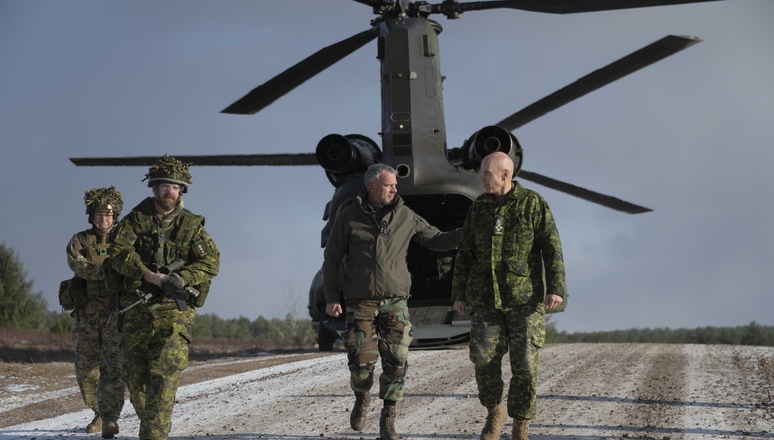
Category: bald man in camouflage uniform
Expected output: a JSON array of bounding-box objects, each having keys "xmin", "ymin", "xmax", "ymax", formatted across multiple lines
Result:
[
  {"xmin": 66, "ymin": 186, "xmax": 126, "ymax": 438},
  {"xmin": 452, "ymin": 152, "xmax": 566, "ymax": 440},
  {"xmin": 108, "ymin": 155, "xmax": 219, "ymax": 440}
]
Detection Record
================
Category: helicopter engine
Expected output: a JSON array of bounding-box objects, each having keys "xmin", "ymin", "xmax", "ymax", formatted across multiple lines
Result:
[
  {"xmin": 460, "ymin": 125, "xmax": 524, "ymax": 174},
  {"xmin": 315, "ymin": 133, "xmax": 382, "ymax": 188},
  {"xmin": 315, "ymin": 133, "xmax": 382, "ymax": 245}
]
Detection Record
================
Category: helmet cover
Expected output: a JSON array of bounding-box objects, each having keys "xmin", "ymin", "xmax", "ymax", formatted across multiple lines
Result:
[
  {"xmin": 142, "ymin": 155, "xmax": 192, "ymax": 193},
  {"xmin": 84, "ymin": 186, "xmax": 123, "ymax": 223}
]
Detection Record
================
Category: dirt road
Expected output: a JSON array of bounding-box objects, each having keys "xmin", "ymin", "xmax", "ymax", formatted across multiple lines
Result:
[{"xmin": 1, "ymin": 343, "xmax": 772, "ymax": 439}]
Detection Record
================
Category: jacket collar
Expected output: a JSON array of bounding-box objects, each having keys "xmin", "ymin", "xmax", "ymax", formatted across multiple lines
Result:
[
  {"xmin": 479, "ymin": 180, "xmax": 525, "ymax": 204},
  {"xmin": 357, "ymin": 188, "xmax": 403, "ymax": 214}
]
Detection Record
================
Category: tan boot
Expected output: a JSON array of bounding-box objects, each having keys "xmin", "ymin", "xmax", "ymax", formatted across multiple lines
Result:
[
  {"xmin": 86, "ymin": 415, "xmax": 102, "ymax": 433},
  {"xmin": 101, "ymin": 419, "xmax": 119, "ymax": 439},
  {"xmin": 480, "ymin": 404, "xmax": 506, "ymax": 440},
  {"xmin": 350, "ymin": 392, "xmax": 370, "ymax": 431},
  {"xmin": 512, "ymin": 418, "xmax": 530, "ymax": 440},
  {"xmin": 379, "ymin": 405, "xmax": 399, "ymax": 440}
]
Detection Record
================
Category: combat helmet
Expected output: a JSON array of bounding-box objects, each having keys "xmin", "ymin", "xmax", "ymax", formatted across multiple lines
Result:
[
  {"xmin": 84, "ymin": 186, "xmax": 123, "ymax": 223},
  {"xmin": 142, "ymin": 154, "xmax": 192, "ymax": 193}
]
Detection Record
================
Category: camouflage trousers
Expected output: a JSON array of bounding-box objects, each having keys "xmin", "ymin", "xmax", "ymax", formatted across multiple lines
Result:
[
  {"xmin": 72, "ymin": 297, "xmax": 126, "ymax": 421},
  {"xmin": 468, "ymin": 305, "xmax": 545, "ymax": 420},
  {"xmin": 344, "ymin": 297, "xmax": 412, "ymax": 402},
  {"xmin": 120, "ymin": 303, "xmax": 194, "ymax": 440}
]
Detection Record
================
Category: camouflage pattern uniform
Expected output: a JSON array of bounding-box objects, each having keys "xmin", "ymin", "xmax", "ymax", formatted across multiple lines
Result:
[
  {"xmin": 108, "ymin": 156, "xmax": 219, "ymax": 440},
  {"xmin": 66, "ymin": 187, "xmax": 126, "ymax": 431},
  {"xmin": 451, "ymin": 181, "xmax": 565, "ymax": 420},
  {"xmin": 343, "ymin": 298, "xmax": 412, "ymax": 402},
  {"xmin": 323, "ymin": 188, "xmax": 459, "ymax": 402}
]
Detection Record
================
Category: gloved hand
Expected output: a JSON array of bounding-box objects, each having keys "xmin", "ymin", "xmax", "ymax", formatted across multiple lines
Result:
[{"xmin": 160, "ymin": 273, "xmax": 185, "ymax": 298}]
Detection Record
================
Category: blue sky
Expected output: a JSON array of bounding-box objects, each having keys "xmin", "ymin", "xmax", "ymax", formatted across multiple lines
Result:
[{"xmin": 1, "ymin": 0, "xmax": 772, "ymax": 332}]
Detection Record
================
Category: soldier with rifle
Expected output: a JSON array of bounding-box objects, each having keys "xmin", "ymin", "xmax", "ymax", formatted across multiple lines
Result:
[
  {"xmin": 64, "ymin": 186, "xmax": 126, "ymax": 438},
  {"xmin": 107, "ymin": 155, "xmax": 219, "ymax": 440}
]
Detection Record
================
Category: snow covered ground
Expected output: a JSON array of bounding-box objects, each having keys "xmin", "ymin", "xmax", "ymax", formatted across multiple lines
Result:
[{"xmin": 1, "ymin": 344, "xmax": 772, "ymax": 439}]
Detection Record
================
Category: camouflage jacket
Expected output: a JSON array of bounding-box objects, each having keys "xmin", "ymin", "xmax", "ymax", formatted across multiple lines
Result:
[
  {"xmin": 451, "ymin": 181, "xmax": 565, "ymax": 311},
  {"xmin": 323, "ymin": 189, "xmax": 460, "ymax": 303},
  {"xmin": 66, "ymin": 228, "xmax": 113, "ymax": 299},
  {"xmin": 109, "ymin": 197, "xmax": 219, "ymax": 308}
]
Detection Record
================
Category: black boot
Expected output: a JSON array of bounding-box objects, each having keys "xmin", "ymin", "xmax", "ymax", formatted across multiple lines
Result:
[
  {"xmin": 350, "ymin": 392, "xmax": 370, "ymax": 431},
  {"xmin": 380, "ymin": 405, "xmax": 399, "ymax": 440}
]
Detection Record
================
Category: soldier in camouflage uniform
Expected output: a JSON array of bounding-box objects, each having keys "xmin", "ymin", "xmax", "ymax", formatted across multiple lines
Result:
[
  {"xmin": 322, "ymin": 163, "xmax": 460, "ymax": 440},
  {"xmin": 108, "ymin": 155, "xmax": 219, "ymax": 440},
  {"xmin": 451, "ymin": 152, "xmax": 566, "ymax": 440},
  {"xmin": 66, "ymin": 186, "xmax": 126, "ymax": 438}
]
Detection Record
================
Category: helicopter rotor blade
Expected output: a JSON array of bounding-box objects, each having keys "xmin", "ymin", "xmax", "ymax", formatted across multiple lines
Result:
[
  {"xmin": 455, "ymin": 0, "xmax": 722, "ymax": 15},
  {"xmin": 70, "ymin": 154, "xmax": 318, "ymax": 167},
  {"xmin": 518, "ymin": 169, "xmax": 651, "ymax": 214},
  {"xmin": 221, "ymin": 28, "xmax": 377, "ymax": 115},
  {"xmin": 496, "ymin": 34, "xmax": 701, "ymax": 132}
]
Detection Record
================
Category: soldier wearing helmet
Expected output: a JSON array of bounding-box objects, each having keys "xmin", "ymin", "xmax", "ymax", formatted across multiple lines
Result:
[
  {"xmin": 65, "ymin": 186, "xmax": 127, "ymax": 438},
  {"xmin": 108, "ymin": 155, "xmax": 219, "ymax": 440},
  {"xmin": 143, "ymin": 153, "xmax": 192, "ymax": 193}
]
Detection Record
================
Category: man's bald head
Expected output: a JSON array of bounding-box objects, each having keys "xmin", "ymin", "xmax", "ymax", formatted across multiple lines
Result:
[
  {"xmin": 481, "ymin": 152, "xmax": 514, "ymax": 175},
  {"xmin": 480, "ymin": 152, "xmax": 515, "ymax": 198}
]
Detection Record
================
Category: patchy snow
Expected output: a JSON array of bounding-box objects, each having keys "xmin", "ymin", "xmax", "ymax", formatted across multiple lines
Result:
[
  {"xmin": 1, "ymin": 344, "xmax": 772, "ymax": 439},
  {"xmin": 1, "ymin": 385, "xmax": 78, "ymax": 413},
  {"xmin": 3, "ymin": 384, "xmax": 39, "ymax": 393}
]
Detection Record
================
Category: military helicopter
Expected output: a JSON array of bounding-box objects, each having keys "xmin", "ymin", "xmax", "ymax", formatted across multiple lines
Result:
[{"xmin": 70, "ymin": 0, "xmax": 721, "ymax": 350}]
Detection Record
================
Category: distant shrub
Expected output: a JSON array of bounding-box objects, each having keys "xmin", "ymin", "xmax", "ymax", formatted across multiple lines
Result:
[
  {"xmin": 47, "ymin": 312, "xmax": 74, "ymax": 335},
  {"xmin": 0, "ymin": 243, "xmax": 48, "ymax": 330},
  {"xmin": 552, "ymin": 321, "xmax": 774, "ymax": 347}
]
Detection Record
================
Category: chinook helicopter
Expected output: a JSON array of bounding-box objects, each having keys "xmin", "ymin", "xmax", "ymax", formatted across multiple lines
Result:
[{"xmin": 70, "ymin": 0, "xmax": 721, "ymax": 350}]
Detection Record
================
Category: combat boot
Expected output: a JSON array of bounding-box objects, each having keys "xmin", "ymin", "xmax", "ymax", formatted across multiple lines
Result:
[
  {"xmin": 101, "ymin": 419, "xmax": 119, "ymax": 439},
  {"xmin": 379, "ymin": 405, "xmax": 399, "ymax": 440},
  {"xmin": 86, "ymin": 414, "xmax": 102, "ymax": 433},
  {"xmin": 350, "ymin": 392, "xmax": 371, "ymax": 431},
  {"xmin": 512, "ymin": 418, "xmax": 530, "ymax": 440},
  {"xmin": 480, "ymin": 404, "xmax": 505, "ymax": 440}
]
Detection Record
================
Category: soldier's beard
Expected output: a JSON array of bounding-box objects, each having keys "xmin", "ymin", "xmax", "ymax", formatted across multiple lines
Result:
[{"xmin": 156, "ymin": 194, "xmax": 178, "ymax": 210}]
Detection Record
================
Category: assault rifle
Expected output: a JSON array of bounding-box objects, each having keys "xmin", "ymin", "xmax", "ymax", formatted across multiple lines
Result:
[
  {"xmin": 119, "ymin": 285, "xmax": 200, "ymax": 315},
  {"xmin": 104, "ymin": 259, "xmax": 195, "ymax": 325}
]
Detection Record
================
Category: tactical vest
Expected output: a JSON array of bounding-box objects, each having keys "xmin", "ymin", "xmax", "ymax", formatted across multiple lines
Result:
[
  {"xmin": 74, "ymin": 230, "xmax": 112, "ymax": 298},
  {"xmin": 126, "ymin": 207, "xmax": 211, "ymax": 307},
  {"xmin": 129, "ymin": 208, "xmax": 203, "ymax": 267}
]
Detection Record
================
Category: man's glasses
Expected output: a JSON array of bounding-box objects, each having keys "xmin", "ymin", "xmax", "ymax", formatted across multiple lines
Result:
[{"xmin": 158, "ymin": 183, "xmax": 182, "ymax": 193}]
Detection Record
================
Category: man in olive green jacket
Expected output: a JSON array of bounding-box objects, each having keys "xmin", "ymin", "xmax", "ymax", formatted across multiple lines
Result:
[
  {"xmin": 323, "ymin": 163, "xmax": 459, "ymax": 440},
  {"xmin": 452, "ymin": 152, "xmax": 566, "ymax": 440}
]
